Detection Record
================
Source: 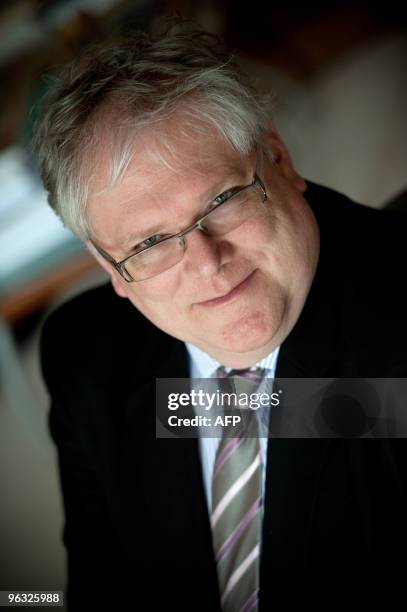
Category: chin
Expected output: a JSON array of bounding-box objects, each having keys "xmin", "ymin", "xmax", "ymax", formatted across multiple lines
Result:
[{"xmin": 217, "ymin": 310, "xmax": 278, "ymax": 353}]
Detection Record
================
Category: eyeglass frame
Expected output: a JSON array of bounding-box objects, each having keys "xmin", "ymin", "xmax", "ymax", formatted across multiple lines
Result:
[{"xmin": 90, "ymin": 172, "xmax": 268, "ymax": 282}]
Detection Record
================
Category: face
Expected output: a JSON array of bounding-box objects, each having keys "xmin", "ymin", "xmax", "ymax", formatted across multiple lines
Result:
[{"xmin": 86, "ymin": 123, "xmax": 320, "ymax": 368}]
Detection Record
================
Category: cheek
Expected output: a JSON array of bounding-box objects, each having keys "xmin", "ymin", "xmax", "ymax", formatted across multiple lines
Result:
[
  {"xmin": 236, "ymin": 210, "xmax": 285, "ymax": 275},
  {"xmin": 125, "ymin": 271, "xmax": 184, "ymax": 328},
  {"xmin": 263, "ymin": 198, "xmax": 315, "ymax": 266},
  {"xmin": 128, "ymin": 267, "xmax": 181, "ymax": 304},
  {"xmin": 232, "ymin": 211, "xmax": 276, "ymax": 259}
]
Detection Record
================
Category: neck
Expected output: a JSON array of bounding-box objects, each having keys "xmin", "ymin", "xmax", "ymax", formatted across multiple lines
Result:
[{"xmin": 200, "ymin": 342, "xmax": 279, "ymax": 369}]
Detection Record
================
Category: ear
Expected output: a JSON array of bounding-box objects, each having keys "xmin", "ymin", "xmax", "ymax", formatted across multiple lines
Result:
[
  {"xmin": 263, "ymin": 129, "xmax": 307, "ymax": 193},
  {"xmin": 86, "ymin": 241, "xmax": 129, "ymax": 298}
]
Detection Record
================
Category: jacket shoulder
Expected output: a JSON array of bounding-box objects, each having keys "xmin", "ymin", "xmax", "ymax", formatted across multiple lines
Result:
[
  {"xmin": 40, "ymin": 282, "xmax": 168, "ymax": 394},
  {"xmin": 306, "ymin": 181, "xmax": 407, "ymax": 234},
  {"xmin": 306, "ymin": 182, "xmax": 407, "ymax": 374}
]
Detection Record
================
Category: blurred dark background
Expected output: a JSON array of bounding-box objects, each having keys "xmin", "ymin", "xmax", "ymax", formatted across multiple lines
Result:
[{"xmin": 0, "ymin": 0, "xmax": 406, "ymax": 605}]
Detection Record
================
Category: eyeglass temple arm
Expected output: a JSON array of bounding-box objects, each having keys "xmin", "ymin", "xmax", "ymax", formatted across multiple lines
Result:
[{"xmin": 254, "ymin": 174, "xmax": 267, "ymax": 200}]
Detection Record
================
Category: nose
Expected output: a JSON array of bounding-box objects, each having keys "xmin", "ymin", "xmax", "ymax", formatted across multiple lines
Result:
[{"xmin": 183, "ymin": 226, "xmax": 222, "ymax": 279}]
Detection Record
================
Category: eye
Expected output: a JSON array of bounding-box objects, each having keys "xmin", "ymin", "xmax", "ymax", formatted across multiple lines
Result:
[
  {"xmin": 213, "ymin": 189, "xmax": 236, "ymax": 205},
  {"xmin": 139, "ymin": 234, "xmax": 163, "ymax": 249}
]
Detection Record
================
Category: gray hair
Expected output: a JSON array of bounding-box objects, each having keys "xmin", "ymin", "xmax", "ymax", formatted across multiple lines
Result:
[{"xmin": 32, "ymin": 22, "xmax": 275, "ymax": 241}]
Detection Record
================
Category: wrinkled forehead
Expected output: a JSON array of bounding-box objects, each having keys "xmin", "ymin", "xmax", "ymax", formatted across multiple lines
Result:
[{"xmin": 91, "ymin": 118, "xmax": 252, "ymax": 197}]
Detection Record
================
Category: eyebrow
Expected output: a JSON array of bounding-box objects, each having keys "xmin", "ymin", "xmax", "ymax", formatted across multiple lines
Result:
[{"xmin": 120, "ymin": 169, "xmax": 250, "ymax": 255}]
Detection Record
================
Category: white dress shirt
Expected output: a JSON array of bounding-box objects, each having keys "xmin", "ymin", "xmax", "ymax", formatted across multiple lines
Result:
[{"xmin": 185, "ymin": 342, "xmax": 281, "ymax": 514}]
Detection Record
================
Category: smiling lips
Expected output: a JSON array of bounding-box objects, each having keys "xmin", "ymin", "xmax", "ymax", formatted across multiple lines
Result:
[{"xmin": 196, "ymin": 270, "xmax": 256, "ymax": 307}]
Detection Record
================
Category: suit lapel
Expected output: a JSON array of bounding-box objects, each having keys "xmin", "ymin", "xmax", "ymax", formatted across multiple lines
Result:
[{"xmin": 121, "ymin": 336, "xmax": 221, "ymax": 609}]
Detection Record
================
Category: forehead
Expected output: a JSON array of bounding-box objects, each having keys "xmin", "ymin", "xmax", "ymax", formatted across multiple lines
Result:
[{"xmin": 86, "ymin": 120, "xmax": 252, "ymax": 250}]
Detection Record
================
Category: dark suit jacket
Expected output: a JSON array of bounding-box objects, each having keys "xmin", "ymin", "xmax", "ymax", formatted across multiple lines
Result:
[{"xmin": 41, "ymin": 182, "xmax": 407, "ymax": 610}]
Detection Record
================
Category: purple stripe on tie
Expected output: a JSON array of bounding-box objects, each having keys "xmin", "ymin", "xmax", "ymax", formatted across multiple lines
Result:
[
  {"xmin": 240, "ymin": 589, "xmax": 259, "ymax": 612},
  {"xmin": 214, "ymin": 436, "xmax": 243, "ymax": 475},
  {"xmin": 216, "ymin": 497, "xmax": 263, "ymax": 563}
]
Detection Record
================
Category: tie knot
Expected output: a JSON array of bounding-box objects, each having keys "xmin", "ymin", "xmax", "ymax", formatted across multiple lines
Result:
[{"xmin": 213, "ymin": 365, "xmax": 267, "ymax": 386}]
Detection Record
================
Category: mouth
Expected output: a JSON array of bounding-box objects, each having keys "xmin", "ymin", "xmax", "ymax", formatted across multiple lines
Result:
[{"xmin": 196, "ymin": 270, "xmax": 256, "ymax": 308}]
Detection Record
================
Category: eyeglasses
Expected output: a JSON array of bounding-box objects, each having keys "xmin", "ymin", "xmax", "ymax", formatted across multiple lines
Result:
[{"xmin": 91, "ymin": 173, "xmax": 268, "ymax": 282}]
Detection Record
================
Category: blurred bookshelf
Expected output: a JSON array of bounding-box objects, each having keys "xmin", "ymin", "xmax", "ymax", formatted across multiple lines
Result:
[{"xmin": 0, "ymin": 0, "xmax": 154, "ymax": 325}]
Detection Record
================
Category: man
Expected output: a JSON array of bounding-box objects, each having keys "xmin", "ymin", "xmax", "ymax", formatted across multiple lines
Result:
[{"xmin": 34, "ymin": 23, "xmax": 407, "ymax": 611}]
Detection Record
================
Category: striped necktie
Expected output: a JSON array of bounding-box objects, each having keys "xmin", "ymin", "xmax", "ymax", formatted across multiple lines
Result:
[{"xmin": 211, "ymin": 366, "xmax": 266, "ymax": 612}]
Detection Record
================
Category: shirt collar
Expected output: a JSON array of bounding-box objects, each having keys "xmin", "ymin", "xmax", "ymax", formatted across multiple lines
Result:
[{"xmin": 185, "ymin": 341, "xmax": 281, "ymax": 379}]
